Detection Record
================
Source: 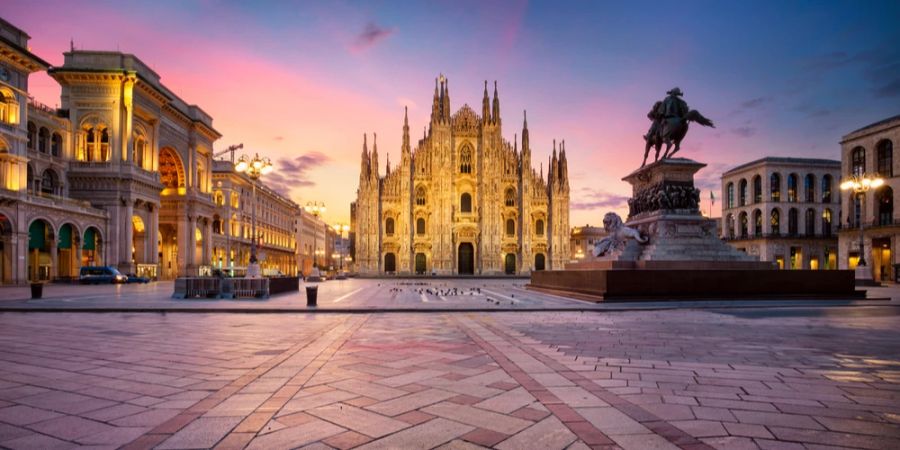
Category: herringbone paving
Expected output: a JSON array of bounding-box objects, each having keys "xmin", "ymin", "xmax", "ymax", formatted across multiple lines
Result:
[{"xmin": 0, "ymin": 308, "xmax": 897, "ymax": 449}]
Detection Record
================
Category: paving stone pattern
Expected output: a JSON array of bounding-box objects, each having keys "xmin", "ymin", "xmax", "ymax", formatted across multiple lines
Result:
[{"xmin": 0, "ymin": 309, "xmax": 896, "ymax": 449}]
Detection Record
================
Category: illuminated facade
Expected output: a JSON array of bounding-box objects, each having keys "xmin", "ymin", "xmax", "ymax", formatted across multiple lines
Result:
[
  {"xmin": 0, "ymin": 18, "xmax": 302, "ymax": 284},
  {"xmin": 721, "ymin": 157, "xmax": 841, "ymax": 270},
  {"xmin": 570, "ymin": 225, "xmax": 608, "ymax": 262},
  {"xmin": 839, "ymin": 115, "xmax": 900, "ymax": 282},
  {"xmin": 353, "ymin": 77, "xmax": 570, "ymax": 275}
]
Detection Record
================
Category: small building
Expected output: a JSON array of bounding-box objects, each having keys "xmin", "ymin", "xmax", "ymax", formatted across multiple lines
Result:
[
  {"xmin": 839, "ymin": 114, "xmax": 900, "ymax": 282},
  {"xmin": 721, "ymin": 157, "xmax": 841, "ymax": 270},
  {"xmin": 570, "ymin": 225, "xmax": 608, "ymax": 262}
]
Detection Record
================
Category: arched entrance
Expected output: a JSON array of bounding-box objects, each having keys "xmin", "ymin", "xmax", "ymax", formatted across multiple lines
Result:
[
  {"xmin": 505, "ymin": 254, "xmax": 516, "ymax": 275},
  {"xmin": 458, "ymin": 243, "xmax": 474, "ymax": 275},
  {"xmin": 534, "ymin": 253, "xmax": 546, "ymax": 271},
  {"xmin": 415, "ymin": 253, "xmax": 426, "ymax": 274},
  {"xmin": 0, "ymin": 214, "xmax": 12, "ymax": 284},
  {"xmin": 159, "ymin": 147, "xmax": 185, "ymax": 194},
  {"xmin": 159, "ymin": 224, "xmax": 177, "ymax": 280},
  {"xmin": 58, "ymin": 223, "xmax": 79, "ymax": 279},
  {"xmin": 133, "ymin": 216, "xmax": 146, "ymax": 268},
  {"xmin": 28, "ymin": 219, "xmax": 52, "ymax": 281},
  {"xmin": 384, "ymin": 253, "xmax": 396, "ymax": 273},
  {"xmin": 82, "ymin": 226, "xmax": 102, "ymax": 267}
]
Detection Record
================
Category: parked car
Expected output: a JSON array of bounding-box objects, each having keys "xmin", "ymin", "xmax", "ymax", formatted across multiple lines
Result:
[
  {"xmin": 125, "ymin": 273, "xmax": 150, "ymax": 284},
  {"xmin": 79, "ymin": 266, "xmax": 127, "ymax": 284}
]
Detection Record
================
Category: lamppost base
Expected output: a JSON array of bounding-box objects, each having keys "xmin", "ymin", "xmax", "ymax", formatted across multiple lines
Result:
[{"xmin": 247, "ymin": 262, "xmax": 262, "ymax": 278}]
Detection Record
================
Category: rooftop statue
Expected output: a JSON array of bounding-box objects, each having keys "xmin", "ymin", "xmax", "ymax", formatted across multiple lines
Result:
[{"xmin": 641, "ymin": 88, "xmax": 715, "ymax": 167}]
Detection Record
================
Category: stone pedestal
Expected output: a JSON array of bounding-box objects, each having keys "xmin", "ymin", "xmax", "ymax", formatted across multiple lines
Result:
[{"xmin": 529, "ymin": 157, "xmax": 860, "ymax": 301}]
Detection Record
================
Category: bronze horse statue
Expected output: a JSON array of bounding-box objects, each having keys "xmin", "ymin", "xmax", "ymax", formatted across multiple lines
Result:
[{"xmin": 641, "ymin": 90, "xmax": 715, "ymax": 167}]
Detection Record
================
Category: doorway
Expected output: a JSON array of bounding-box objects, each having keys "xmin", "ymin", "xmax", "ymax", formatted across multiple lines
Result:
[
  {"xmin": 873, "ymin": 237, "xmax": 892, "ymax": 282},
  {"xmin": 415, "ymin": 253, "xmax": 426, "ymax": 274},
  {"xmin": 505, "ymin": 253, "xmax": 516, "ymax": 275},
  {"xmin": 458, "ymin": 243, "xmax": 474, "ymax": 275},
  {"xmin": 534, "ymin": 253, "xmax": 545, "ymax": 271},
  {"xmin": 384, "ymin": 253, "xmax": 396, "ymax": 273}
]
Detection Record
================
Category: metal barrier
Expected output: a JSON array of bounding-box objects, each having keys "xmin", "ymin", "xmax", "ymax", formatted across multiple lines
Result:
[{"xmin": 172, "ymin": 277, "xmax": 270, "ymax": 299}]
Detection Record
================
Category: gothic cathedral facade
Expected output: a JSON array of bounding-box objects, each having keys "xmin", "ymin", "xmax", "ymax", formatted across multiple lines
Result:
[{"xmin": 353, "ymin": 76, "xmax": 570, "ymax": 275}]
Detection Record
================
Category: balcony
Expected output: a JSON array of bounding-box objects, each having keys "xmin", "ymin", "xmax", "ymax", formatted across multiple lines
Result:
[
  {"xmin": 838, "ymin": 218, "xmax": 900, "ymax": 231},
  {"xmin": 725, "ymin": 231, "xmax": 837, "ymax": 241}
]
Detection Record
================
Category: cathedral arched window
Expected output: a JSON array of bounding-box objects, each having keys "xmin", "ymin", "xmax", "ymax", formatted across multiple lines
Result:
[
  {"xmin": 460, "ymin": 146, "xmax": 472, "ymax": 174},
  {"xmin": 535, "ymin": 219, "xmax": 544, "ymax": 236},
  {"xmin": 460, "ymin": 193, "xmax": 472, "ymax": 213},
  {"xmin": 506, "ymin": 218, "xmax": 515, "ymax": 236},
  {"xmin": 385, "ymin": 218, "xmax": 395, "ymax": 236},
  {"xmin": 505, "ymin": 188, "xmax": 516, "ymax": 207},
  {"xmin": 416, "ymin": 186, "xmax": 426, "ymax": 206},
  {"xmin": 416, "ymin": 217, "xmax": 425, "ymax": 235}
]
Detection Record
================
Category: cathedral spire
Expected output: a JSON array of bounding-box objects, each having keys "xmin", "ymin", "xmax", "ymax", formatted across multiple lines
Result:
[
  {"xmin": 386, "ymin": 152, "xmax": 391, "ymax": 175},
  {"xmin": 360, "ymin": 133, "xmax": 370, "ymax": 181},
  {"xmin": 402, "ymin": 106, "xmax": 410, "ymax": 156},
  {"xmin": 370, "ymin": 132, "xmax": 379, "ymax": 180},
  {"xmin": 442, "ymin": 76, "xmax": 451, "ymax": 122},
  {"xmin": 492, "ymin": 80, "xmax": 500, "ymax": 124},
  {"xmin": 431, "ymin": 77, "xmax": 440, "ymax": 123},
  {"xmin": 482, "ymin": 80, "xmax": 491, "ymax": 124},
  {"xmin": 521, "ymin": 110, "xmax": 529, "ymax": 156}
]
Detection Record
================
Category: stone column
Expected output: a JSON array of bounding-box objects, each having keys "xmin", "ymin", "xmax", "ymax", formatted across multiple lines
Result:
[
  {"xmin": 123, "ymin": 201, "xmax": 134, "ymax": 271},
  {"xmin": 15, "ymin": 232, "xmax": 25, "ymax": 284},
  {"xmin": 188, "ymin": 215, "xmax": 198, "ymax": 271},
  {"xmin": 177, "ymin": 215, "xmax": 188, "ymax": 276},
  {"xmin": 72, "ymin": 235, "xmax": 82, "ymax": 279},
  {"xmin": 49, "ymin": 230, "xmax": 57, "ymax": 281},
  {"xmin": 148, "ymin": 205, "xmax": 159, "ymax": 265},
  {"xmin": 203, "ymin": 218, "xmax": 212, "ymax": 266}
]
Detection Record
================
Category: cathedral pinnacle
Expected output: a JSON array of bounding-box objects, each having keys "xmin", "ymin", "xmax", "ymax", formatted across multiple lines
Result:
[
  {"xmin": 492, "ymin": 80, "xmax": 500, "ymax": 124},
  {"xmin": 482, "ymin": 80, "xmax": 491, "ymax": 123}
]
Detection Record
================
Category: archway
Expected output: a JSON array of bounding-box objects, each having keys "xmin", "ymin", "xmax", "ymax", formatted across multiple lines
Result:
[
  {"xmin": 159, "ymin": 224, "xmax": 178, "ymax": 280},
  {"xmin": 82, "ymin": 226, "xmax": 102, "ymax": 267},
  {"xmin": 28, "ymin": 219, "xmax": 52, "ymax": 281},
  {"xmin": 159, "ymin": 147, "xmax": 185, "ymax": 195},
  {"xmin": 0, "ymin": 214, "xmax": 12, "ymax": 284},
  {"xmin": 505, "ymin": 254, "xmax": 516, "ymax": 275},
  {"xmin": 57, "ymin": 223, "xmax": 79, "ymax": 279},
  {"xmin": 415, "ymin": 253, "xmax": 426, "ymax": 274},
  {"xmin": 133, "ymin": 215, "xmax": 146, "ymax": 268},
  {"xmin": 458, "ymin": 243, "xmax": 474, "ymax": 275},
  {"xmin": 384, "ymin": 253, "xmax": 396, "ymax": 273},
  {"xmin": 534, "ymin": 253, "xmax": 545, "ymax": 271}
]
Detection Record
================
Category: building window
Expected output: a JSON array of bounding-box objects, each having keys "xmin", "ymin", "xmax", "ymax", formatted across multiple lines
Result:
[
  {"xmin": 38, "ymin": 127, "xmax": 49, "ymax": 153},
  {"xmin": 753, "ymin": 175, "xmax": 762, "ymax": 204},
  {"xmin": 739, "ymin": 212, "xmax": 748, "ymax": 238},
  {"xmin": 134, "ymin": 136, "xmax": 147, "ymax": 169},
  {"xmin": 787, "ymin": 173, "xmax": 798, "ymax": 202},
  {"xmin": 506, "ymin": 218, "xmax": 515, "ymax": 236},
  {"xmin": 805, "ymin": 208, "xmax": 815, "ymax": 236},
  {"xmin": 416, "ymin": 217, "xmax": 425, "ymax": 235},
  {"xmin": 877, "ymin": 140, "xmax": 893, "ymax": 177},
  {"xmin": 385, "ymin": 217, "xmax": 395, "ymax": 235},
  {"xmin": 416, "ymin": 186, "xmax": 426, "ymax": 206},
  {"xmin": 51, "ymin": 133, "xmax": 62, "ymax": 157},
  {"xmin": 851, "ymin": 146, "xmax": 865, "ymax": 177},
  {"xmin": 725, "ymin": 214, "xmax": 734, "ymax": 238},
  {"xmin": 822, "ymin": 208, "xmax": 832, "ymax": 237},
  {"xmin": 804, "ymin": 174, "xmax": 815, "ymax": 202},
  {"xmin": 505, "ymin": 188, "xmax": 516, "ymax": 207},
  {"xmin": 535, "ymin": 219, "xmax": 544, "ymax": 236},
  {"xmin": 40, "ymin": 169, "xmax": 57, "ymax": 196},
  {"xmin": 460, "ymin": 193, "xmax": 472, "ymax": 213},
  {"xmin": 27, "ymin": 122, "xmax": 36, "ymax": 150},
  {"xmin": 877, "ymin": 186, "xmax": 893, "ymax": 226},
  {"xmin": 821, "ymin": 174, "xmax": 832, "ymax": 203},
  {"xmin": 788, "ymin": 207, "xmax": 798, "ymax": 235},
  {"xmin": 460, "ymin": 146, "xmax": 472, "ymax": 174},
  {"xmin": 771, "ymin": 208, "xmax": 781, "ymax": 235},
  {"xmin": 739, "ymin": 179, "xmax": 747, "ymax": 206},
  {"xmin": 770, "ymin": 173, "xmax": 781, "ymax": 201},
  {"xmin": 754, "ymin": 209, "xmax": 763, "ymax": 236},
  {"xmin": 726, "ymin": 182, "xmax": 734, "ymax": 209}
]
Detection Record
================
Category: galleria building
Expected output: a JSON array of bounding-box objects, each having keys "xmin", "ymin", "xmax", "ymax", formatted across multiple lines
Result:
[
  {"xmin": 0, "ymin": 18, "xmax": 316, "ymax": 284},
  {"xmin": 353, "ymin": 77, "xmax": 570, "ymax": 275}
]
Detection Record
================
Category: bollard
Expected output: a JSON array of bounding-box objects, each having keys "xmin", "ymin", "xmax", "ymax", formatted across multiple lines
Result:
[
  {"xmin": 306, "ymin": 285, "xmax": 318, "ymax": 307},
  {"xmin": 30, "ymin": 282, "xmax": 43, "ymax": 299}
]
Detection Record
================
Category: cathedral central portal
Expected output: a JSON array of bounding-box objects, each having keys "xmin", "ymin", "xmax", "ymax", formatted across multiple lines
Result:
[{"xmin": 458, "ymin": 243, "xmax": 475, "ymax": 275}]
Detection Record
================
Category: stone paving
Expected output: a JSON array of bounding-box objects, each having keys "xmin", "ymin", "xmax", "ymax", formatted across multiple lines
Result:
[{"xmin": 0, "ymin": 307, "xmax": 897, "ymax": 449}]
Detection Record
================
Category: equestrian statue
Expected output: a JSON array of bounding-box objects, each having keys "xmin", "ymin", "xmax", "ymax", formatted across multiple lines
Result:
[{"xmin": 641, "ymin": 88, "xmax": 715, "ymax": 167}]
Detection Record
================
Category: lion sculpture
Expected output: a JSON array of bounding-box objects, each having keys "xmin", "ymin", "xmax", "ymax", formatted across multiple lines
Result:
[{"xmin": 593, "ymin": 212, "xmax": 649, "ymax": 257}]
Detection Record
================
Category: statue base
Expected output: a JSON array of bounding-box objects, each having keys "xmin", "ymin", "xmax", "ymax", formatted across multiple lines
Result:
[{"xmin": 529, "ymin": 158, "xmax": 861, "ymax": 301}]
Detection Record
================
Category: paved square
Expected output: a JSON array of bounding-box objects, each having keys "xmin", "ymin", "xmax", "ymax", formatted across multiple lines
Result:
[{"xmin": 0, "ymin": 279, "xmax": 898, "ymax": 448}]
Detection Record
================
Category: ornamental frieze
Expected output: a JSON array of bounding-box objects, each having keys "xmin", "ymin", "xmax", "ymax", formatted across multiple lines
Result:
[{"xmin": 627, "ymin": 181, "xmax": 701, "ymax": 218}]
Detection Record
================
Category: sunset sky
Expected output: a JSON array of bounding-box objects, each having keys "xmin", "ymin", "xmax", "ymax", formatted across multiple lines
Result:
[{"xmin": 6, "ymin": 1, "xmax": 899, "ymax": 226}]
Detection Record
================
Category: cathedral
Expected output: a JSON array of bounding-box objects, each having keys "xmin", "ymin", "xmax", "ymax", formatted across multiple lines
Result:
[{"xmin": 352, "ymin": 76, "xmax": 570, "ymax": 276}]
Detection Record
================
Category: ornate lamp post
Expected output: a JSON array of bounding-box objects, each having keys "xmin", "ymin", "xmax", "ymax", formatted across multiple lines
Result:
[
  {"xmin": 235, "ymin": 153, "xmax": 273, "ymax": 277},
  {"xmin": 305, "ymin": 202, "xmax": 326, "ymax": 269},
  {"xmin": 840, "ymin": 174, "xmax": 883, "ymax": 279},
  {"xmin": 332, "ymin": 223, "xmax": 350, "ymax": 273}
]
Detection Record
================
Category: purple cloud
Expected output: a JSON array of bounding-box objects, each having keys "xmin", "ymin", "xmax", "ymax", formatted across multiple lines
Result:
[
  {"xmin": 352, "ymin": 22, "xmax": 395, "ymax": 52},
  {"xmin": 262, "ymin": 152, "xmax": 330, "ymax": 196},
  {"xmin": 570, "ymin": 187, "xmax": 629, "ymax": 211}
]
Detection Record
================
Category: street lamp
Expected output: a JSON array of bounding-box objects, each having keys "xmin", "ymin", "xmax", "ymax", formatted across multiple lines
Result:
[
  {"xmin": 305, "ymin": 202, "xmax": 326, "ymax": 270},
  {"xmin": 840, "ymin": 174, "xmax": 884, "ymax": 274},
  {"xmin": 234, "ymin": 153, "xmax": 273, "ymax": 277},
  {"xmin": 332, "ymin": 223, "xmax": 350, "ymax": 273}
]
